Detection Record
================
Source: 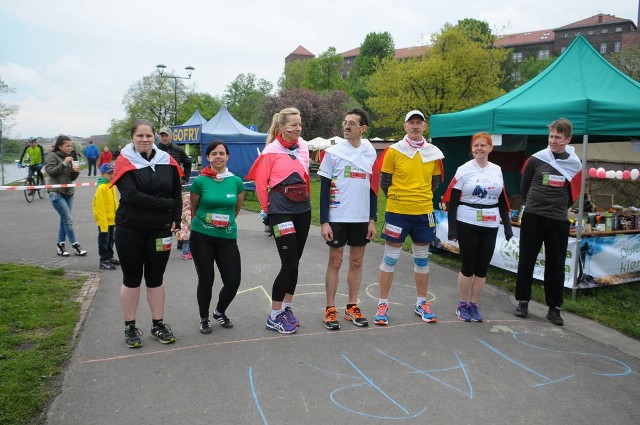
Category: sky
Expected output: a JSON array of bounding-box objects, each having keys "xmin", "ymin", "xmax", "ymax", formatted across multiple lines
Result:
[{"xmin": 1, "ymin": 0, "xmax": 638, "ymax": 139}]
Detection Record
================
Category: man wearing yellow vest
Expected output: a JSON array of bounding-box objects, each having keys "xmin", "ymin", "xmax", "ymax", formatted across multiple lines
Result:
[{"xmin": 19, "ymin": 137, "xmax": 45, "ymax": 182}]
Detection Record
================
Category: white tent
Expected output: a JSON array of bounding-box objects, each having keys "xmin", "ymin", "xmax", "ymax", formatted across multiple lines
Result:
[{"xmin": 306, "ymin": 137, "xmax": 331, "ymax": 150}]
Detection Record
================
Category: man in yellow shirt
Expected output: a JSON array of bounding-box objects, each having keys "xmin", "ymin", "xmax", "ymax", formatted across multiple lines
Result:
[
  {"xmin": 19, "ymin": 137, "xmax": 45, "ymax": 182},
  {"xmin": 374, "ymin": 110, "xmax": 444, "ymax": 326}
]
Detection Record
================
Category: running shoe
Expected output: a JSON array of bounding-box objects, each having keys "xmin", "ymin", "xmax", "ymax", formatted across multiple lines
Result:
[
  {"xmin": 150, "ymin": 320, "xmax": 176, "ymax": 344},
  {"xmin": 200, "ymin": 318, "xmax": 212, "ymax": 334},
  {"xmin": 322, "ymin": 306, "xmax": 340, "ymax": 330},
  {"xmin": 266, "ymin": 312, "xmax": 297, "ymax": 334},
  {"xmin": 467, "ymin": 302, "xmax": 483, "ymax": 322},
  {"xmin": 99, "ymin": 261, "xmax": 117, "ymax": 270},
  {"xmin": 456, "ymin": 302, "xmax": 472, "ymax": 322},
  {"xmin": 344, "ymin": 304, "xmax": 369, "ymax": 327},
  {"xmin": 282, "ymin": 306, "xmax": 300, "ymax": 327},
  {"xmin": 546, "ymin": 306, "xmax": 564, "ymax": 326},
  {"xmin": 109, "ymin": 258, "xmax": 121, "ymax": 265},
  {"xmin": 374, "ymin": 303, "xmax": 389, "ymax": 326},
  {"xmin": 213, "ymin": 312, "xmax": 233, "ymax": 328},
  {"xmin": 415, "ymin": 301, "xmax": 437, "ymax": 323},
  {"xmin": 124, "ymin": 324, "xmax": 143, "ymax": 348},
  {"xmin": 515, "ymin": 300, "xmax": 529, "ymax": 318}
]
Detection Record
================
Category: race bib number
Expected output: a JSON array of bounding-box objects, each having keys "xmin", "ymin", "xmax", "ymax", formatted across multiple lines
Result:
[
  {"xmin": 273, "ymin": 221, "xmax": 296, "ymax": 238},
  {"xmin": 155, "ymin": 236, "xmax": 172, "ymax": 252},
  {"xmin": 344, "ymin": 165, "xmax": 367, "ymax": 179},
  {"xmin": 542, "ymin": 173, "xmax": 565, "ymax": 187},
  {"xmin": 476, "ymin": 210, "xmax": 497, "ymax": 222},
  {"xmin": 383, "ymin": 223, "xmax": 402, "ymax": 239},
  {"xmin": 207, "ymin": 213, "xmax": 230, "ymax": 228}
]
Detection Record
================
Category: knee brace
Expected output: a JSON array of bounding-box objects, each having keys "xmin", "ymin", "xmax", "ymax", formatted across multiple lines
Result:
[
  {"xmin": 379, "ymin": 245, "xmax": 402, "ymax": 273},
  {"xmin": 412, "ymin": 244, "xmax": 430, "ymax": 274}
]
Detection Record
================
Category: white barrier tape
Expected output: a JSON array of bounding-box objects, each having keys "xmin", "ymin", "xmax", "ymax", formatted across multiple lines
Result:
[{"xmin": 0, "ymin": 182, "xmax": 97, "ymax": 191}]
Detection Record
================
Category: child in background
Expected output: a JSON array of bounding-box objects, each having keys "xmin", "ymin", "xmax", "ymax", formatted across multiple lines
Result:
[
  {"xmin": 177, "ymin": 191, "xmax": 192, "ymax": 260},
  {"xmin": 92, "ymin": 163, "xmax": 120, "ymax": 270}
]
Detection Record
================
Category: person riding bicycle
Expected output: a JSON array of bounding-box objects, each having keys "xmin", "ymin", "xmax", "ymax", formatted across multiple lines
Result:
[{"xmin": 19, "ymin": 137, "xmax": 45, "ymax": 182}]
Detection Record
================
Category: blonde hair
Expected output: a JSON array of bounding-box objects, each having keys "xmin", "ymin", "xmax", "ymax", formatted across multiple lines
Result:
[{"xmin": 265, "ymin": 107, "xmax": 301, "ymax": 145}]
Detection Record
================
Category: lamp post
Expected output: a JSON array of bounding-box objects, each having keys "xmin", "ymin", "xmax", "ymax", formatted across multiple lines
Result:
[{"xmin": 156, "ymin": 64, "xmax": 195, "ymax": 126}]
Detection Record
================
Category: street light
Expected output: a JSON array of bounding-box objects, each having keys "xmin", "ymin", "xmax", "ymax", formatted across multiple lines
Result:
[{"xmin": 156, "ymin": 64, "xmax": 195, "ymax": 126}]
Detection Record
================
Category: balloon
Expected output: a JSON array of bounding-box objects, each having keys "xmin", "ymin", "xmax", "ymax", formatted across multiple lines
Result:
[
  {"xmin": 605, "ymin": 170, "xmax": 616, "ymax": 179},
  {"xmin": 623, "ymin": 170, "xmax": 631, "ymax": 179},
  {"xmin": 596, "ymin": 169, "xmax": 606, "ymax": 179},
  {"xmin": 615, "ymin": 170, "xmax": 623, "ymax": 179},
  {"xmin": 588, "ymin": 167, "xmax": 597, "ymax": 178},
  {"xmin": 631, "ymin": 169, "xmax": 640, "ymax": 180}
]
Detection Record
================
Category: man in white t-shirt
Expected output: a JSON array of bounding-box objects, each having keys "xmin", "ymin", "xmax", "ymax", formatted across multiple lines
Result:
[{"xmin": 317, "ymin": 108, "xmax": 378, "ymax": 330}]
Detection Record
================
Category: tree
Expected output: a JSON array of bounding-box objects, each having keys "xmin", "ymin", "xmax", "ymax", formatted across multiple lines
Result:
[
  {"xmin": 108, "ymin": 72, "xmax": 194, "ymax": 141},
  {"xmin": 349, "ymin": 32, "xmax": 396, "ymax": 107},
  {"xmin": 263, "ymin": 88, "xmax": 356, "ymax": 139},
  {"xmin": 0, "ymin": 77, "xmax": 18, "ymax": 127},
  {"xmin": 223, "ymin": 73, "xmax": 273, "ymax": 128},
  {"xmin": 520, "ymin": 56, "xmax": 555, "ymax": 82},
  {"xmin": 352, "ymin": 32, "xmax": 395, "ymax": 79},
  {"xmin": 607, "ymin": 47, "xmax": 640, "ymax": 81},
  {"xmin": 302, "ymin": 47, "xmax": 346, "ymax": 92},
  {"xmin": 279, "ymin": 60, "xmax": 310, "ymax": 91},
  {"xmin": 182, "ymin": 92, "xmax": 223, "ymax": 121},
  {"xmin": 456, "ymin": 18, "xmax": 494, "ymax": 47},
  {"xmin": 366, "ymin": 25, "xmax": 507, "ymax": 138}
]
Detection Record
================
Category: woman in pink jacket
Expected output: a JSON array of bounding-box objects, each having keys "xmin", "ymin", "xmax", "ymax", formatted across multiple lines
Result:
[{"xmin": 247, "ymin": 107, "xmax": 311, "ymax": 334}]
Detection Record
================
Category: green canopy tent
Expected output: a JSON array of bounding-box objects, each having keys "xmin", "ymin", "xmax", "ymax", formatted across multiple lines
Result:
[
  {"xmin": 429, "ymin": 35, "xmax": 640, "ymax": 294},
  {"xmin": 431, "ymin": 35, "xmax": 640, "ymax": 195}
]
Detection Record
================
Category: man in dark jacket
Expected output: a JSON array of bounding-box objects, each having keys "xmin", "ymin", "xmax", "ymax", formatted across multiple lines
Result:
[{"xmin": 158, "ymin": 127, "xmax": 192, "ymax": 184}]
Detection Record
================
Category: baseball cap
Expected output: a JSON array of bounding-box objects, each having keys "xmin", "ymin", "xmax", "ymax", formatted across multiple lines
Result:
[
  {"xmin": 404, "ymin": 110, "xmax": 425, "ymax": 122},
  {"xmin": 28, "ymin": 137, "xmax": 37, "ymax": 143},
  {"xmin": 100, "ymin": 163, "xmax": 114, "ymax": 173},
  {"xmin": 159, "ymin": 126, "xmax": 172, "ymax": 135}
]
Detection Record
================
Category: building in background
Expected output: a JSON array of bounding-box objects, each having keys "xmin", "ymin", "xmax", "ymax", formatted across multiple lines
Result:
[{"xmin": 287, "ymin": 11, "xmax": 640, "ymax": 81}]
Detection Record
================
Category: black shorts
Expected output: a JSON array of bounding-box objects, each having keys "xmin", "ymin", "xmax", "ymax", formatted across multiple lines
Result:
[{"xmin": 326, "ymin": 222, "xmax": 370, "ymax": 248}]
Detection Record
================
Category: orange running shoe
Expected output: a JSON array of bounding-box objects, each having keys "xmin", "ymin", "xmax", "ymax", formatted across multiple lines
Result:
[
  {"xmin": 322, "ymin": 306, "xmax": 340, "ymax": 330},
  {"xmin": 344, "ymin": 304, "xmax": 369, "ymax": 327}
]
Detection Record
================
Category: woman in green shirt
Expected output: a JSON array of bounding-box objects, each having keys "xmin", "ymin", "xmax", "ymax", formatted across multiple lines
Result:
[{"xmin": 189, "ymin": 141, "xmax": 245, "ymax": 334}]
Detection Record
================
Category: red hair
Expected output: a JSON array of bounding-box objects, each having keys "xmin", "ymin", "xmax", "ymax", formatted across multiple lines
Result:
[{"xmin": 470, "ymin": 132, "xmax": 492, "ymax": 150}]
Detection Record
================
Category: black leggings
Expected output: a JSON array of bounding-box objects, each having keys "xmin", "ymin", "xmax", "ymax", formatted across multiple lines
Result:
[
  {"xmin": 268, "ymin": 211, "xmax": 311, "ymax": 302},
  {"xmin": 515, "ymin": 212, "xmax": 569, "ymax": 308},
  {"xmin": 115, "ymin": 226, "xmax": 172, "ymax": 288},
  {"xmin": 456, "ymin": 221, "xmax": 498, "ymax": 278},
  {"xmin": 190, "ymin": 231, "xmax": 241, "ymax": 318}
]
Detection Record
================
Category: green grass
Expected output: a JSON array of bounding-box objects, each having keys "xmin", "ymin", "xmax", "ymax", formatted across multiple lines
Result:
[
  {"xmin": 0, "ymin": 264, "xmax": 84, "ymax": 425},
  {"xmin": 244, "ymin": 176, "xmax": 640, "ymax": 340}
]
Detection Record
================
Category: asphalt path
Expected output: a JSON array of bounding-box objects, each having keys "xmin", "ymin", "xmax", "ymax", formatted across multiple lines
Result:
[{"xmin": 1, "ymin": 175, "xmax": 639, "ymax": 425}]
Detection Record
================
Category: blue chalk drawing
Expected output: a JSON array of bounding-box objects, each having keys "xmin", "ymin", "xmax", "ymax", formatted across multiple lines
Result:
[
  {"xmin": 477, "ymin": 338, "xmax": 575, "ymax": 387},
  {"xmin": 375, "ymin": 348, "xmax": 474, "ymax": 399},
  {"xmin": 309, "ymin": 354, "xmax": 427, "ymax": 420},
  {"xmin": 511, "ymin": 332, "xmax": 632, "ymax": 377},
  {"xmin": 249, "ymin": 366, "xmax": 270, "ymax": 425}
]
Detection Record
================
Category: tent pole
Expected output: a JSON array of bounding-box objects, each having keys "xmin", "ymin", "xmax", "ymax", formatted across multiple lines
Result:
[{"xmin": 572, "ymin": 134, "xmax": 589, "ymax": 301}]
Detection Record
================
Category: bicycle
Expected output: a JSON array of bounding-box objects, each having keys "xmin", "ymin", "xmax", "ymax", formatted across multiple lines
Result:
[{"xmin": 20, "ymin": 163, "xmax": 45, "ymax": 203}]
